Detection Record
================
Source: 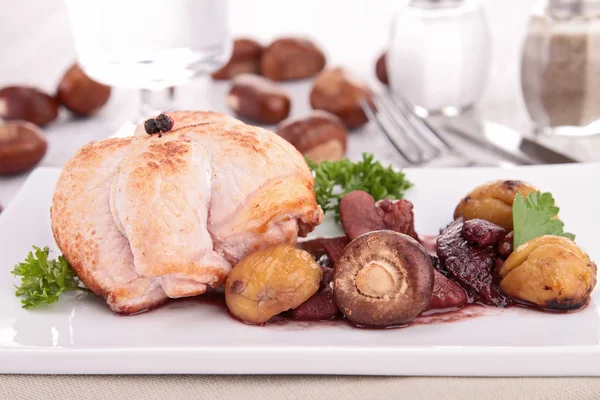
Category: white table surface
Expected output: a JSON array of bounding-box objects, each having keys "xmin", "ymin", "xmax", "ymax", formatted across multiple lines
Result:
[{"xmin": 1, "ymin": 0, "xmax": 600, "ymax": 397}]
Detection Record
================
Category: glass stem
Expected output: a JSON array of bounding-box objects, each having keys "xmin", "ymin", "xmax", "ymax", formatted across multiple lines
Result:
[{"xmin": 136, "ymin": 87, "xmax": 177, "ymax": 123}]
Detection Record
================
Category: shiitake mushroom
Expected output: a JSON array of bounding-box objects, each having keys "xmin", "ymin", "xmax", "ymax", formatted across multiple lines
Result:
[
  {"xmin": 0, "ymin": 121, "xmax": 47, "ymax": 175},
  {"xmin": 333, "ymin": 230, "xmax": 434, "ymax": 327}
]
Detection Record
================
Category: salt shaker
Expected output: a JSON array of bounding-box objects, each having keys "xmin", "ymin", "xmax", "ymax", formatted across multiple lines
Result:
[
  {"xmin": 521, "ymin": 0, "xmax": 600, "ymax": 137},
  {"xmin": 387, "ymin": 0, "xmax": 491, "ymax": 116}
]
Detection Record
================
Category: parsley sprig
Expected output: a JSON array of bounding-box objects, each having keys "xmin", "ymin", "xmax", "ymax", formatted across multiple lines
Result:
[
  {"xmin": 12, "ymin": 246, "xmax": 91, "ymax": 309},
  {"xmin": 307, "ymin": 153, "xmax": 412, "ymax": 218},
  {"xmin": 512, "ymin": 191, "xmax": 575, "ymax": 249}
]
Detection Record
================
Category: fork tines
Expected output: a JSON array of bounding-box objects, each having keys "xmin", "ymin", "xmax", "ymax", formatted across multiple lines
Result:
[{"xmin": 361, "ymin": 90, "xmax": 452, "ymax": 165}]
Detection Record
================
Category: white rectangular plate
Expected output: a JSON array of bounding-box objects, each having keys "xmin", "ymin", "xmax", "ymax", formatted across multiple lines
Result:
[{"xmin": 1, "ymin": 164, "xmax": 600, "ymax": 376}]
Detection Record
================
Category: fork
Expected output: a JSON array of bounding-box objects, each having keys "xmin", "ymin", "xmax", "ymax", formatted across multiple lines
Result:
[{"xmin": 361, "ymin": 90, "xmax": 478, "ymax": 166}]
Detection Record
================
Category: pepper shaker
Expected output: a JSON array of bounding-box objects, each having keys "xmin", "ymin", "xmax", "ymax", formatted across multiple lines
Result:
[
  {"xmin": 387, "ymin": 0, "xmax": 491, "ymax": 116},
  {"xmin": 521, "ymin": 0, "xmax": 600, "ymax": 137}
]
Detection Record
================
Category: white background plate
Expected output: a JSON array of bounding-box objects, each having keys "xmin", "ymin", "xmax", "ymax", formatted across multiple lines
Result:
[{"xmin": 1, "ymin": 164, "xmax": 599, "ymax": 375}]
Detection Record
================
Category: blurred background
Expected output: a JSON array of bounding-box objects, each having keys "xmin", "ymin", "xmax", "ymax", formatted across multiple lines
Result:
[{"xmin": 0, "ymin": 0, "xmax": 599, "ymax": 204}]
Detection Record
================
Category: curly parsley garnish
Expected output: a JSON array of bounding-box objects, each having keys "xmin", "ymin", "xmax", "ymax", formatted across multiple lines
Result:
[
  {"xmin": 513, "ymin": 191, "xmax": 575, "ymax": 249},
  {"xmin": 12, "ymin": 246, "xmax": 91, "ymax": 309},
  {"xmin": 307, "ymin": 153, "xmax": 412, "ymax": 217}
]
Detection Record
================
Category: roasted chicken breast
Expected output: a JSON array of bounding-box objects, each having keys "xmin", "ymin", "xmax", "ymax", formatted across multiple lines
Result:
[{"xmin": 51, "ymin": 111, "xmax": 323, "ymax": 314}]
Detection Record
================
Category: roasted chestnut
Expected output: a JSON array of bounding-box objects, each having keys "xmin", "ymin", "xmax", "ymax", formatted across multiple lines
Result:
[
  {"xmin": 275, "ymin": 110, "xmax": 347, "ymax": 163},
  {"xmin": 499, "ymin": 235, "xmax": 597, "ymax": 310},
  {"xmin": 225, "ymin": 245, "xmax": 322, "ymax": 324},
  {"xmin": 309, "ymin": 67, "xmax": 372, "ymax": 129},
  {"xmin": 454, "ymin": 180, "xmax": 537, "ymax": 230},
  {"xmin": 57, "ymin": 64, "xmax": 111, "ymax": 116},
  {"xmin": 260, "ymin": 37, "xmax": 326, "ymax": 81},
  {"xmin": 0, "ymin": 86, "xmax": 58, "ymax": 126},
  {"xmin": 333, "ymin": 230, "xmax": 434, "ymax": 327},
  {"xmin": 0, "ymin": 121, "xmax": 47, "ymax": 175},
  {"xmin": 227, "ymin": 74, "xmax": 291, "ymax": 124},
  {"xmin": 211, "ymin": 38, "xmax": 263, "ymax": 80}
]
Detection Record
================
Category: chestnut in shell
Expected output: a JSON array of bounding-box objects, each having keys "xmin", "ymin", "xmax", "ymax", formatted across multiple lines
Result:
[
  {"xmin": 309, "ymin": 67, "xmax": 372, "ymax": 129},
  {"xmin": 260, "ymin": 37, "xmax": 326, "ymax": 81},
  {"xmin": 227, "ymin": 74, "xmax": 291, "ymax": 124},
  {"xmin": 211, "ymin": 38, "xmax": 263, "ymax": 80},
  {"xmin": 375, "ymin": 52, "xmax": 388, "ymax": 85},
  {"xmin": 275, "ymin": 110, "xmax": 347, "ymax": 163},
  {"xmin": 0, "ymin": 121, "xmax": 47, "ymax": 175},
  {"xmin": 57, "ymin": 64, "xmax": 111, "ymax": 116},
  {"xmin": 0, "ymin": 86, "xmax": 59, "ymax": 126},
  {"xmin": 333, "ymin": 230, "xmax": 434, "ymax": 327}
]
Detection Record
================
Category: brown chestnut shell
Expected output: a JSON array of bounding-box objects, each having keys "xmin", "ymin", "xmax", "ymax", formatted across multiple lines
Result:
[
  {"xmin": 0, "ymin": 121, "xmax": 47, "ymax": 175},
  {"xmin": 57, "ymin": 64, "xmax": 111, "ymax": 116},
  {"xmin": 275, "ymin": 110, "xmax": 347, "ymax": 163},
  {"xmin": 309, "ymin": 67, "xmax": 372, "ymax": 129},
  {"xmin": 260, "ymin": 37, "xmax": 326, "ymax": 81},
  {"xmin": 375, "ymin": 52, "xmax": 388, "ymax": 85},
  {"xmin": 0, "ymin": 86, "xmax": 59, "ymax": 126},
  {"xmin": 227, "ymin": 74, "xmax": 291, "ymax": 124},
  {"xmin": 211, "ymin": 38, "xmax": 263, "ymax": 80}
]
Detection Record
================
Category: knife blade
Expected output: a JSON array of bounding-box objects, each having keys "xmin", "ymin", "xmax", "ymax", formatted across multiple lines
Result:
[{"xmin": 441, "ymin": 119, "xmax": 579, "ymax": 165}]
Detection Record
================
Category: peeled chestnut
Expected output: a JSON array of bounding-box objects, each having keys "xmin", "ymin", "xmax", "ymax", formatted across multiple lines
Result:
[
  {"xmin": 260, "ymin": 37, "xmax": 326, "ymax": 81},
  {"xmin": 499, "ymin": 235, "xmax": 596, "ymax": 310},
  {"xmin": 275, "ymin": 110, "xmax": 347, "ymax": 163},
  {"xmin": 57, "ymin": 64, "xmax": 111, "ymax": 116},
  {"xmin": 309, "ymin": 67, "xmax": 372, "ymax": 129},
  {"xmin": 375, "ymin": 52, "xmax": 388, "ymax": 85},
  {"xmin": 454, "ymin": 180, "xmax": 537, "ymax": 231},
  {"xmin": 211, "ymin": 38, "xmax": 263, "ymax": 80},
  {"xmin": 0, "ymin": 121, "xmax": 47, "ymax": 175},
  {"xmin": 333, "ymin": 230, "xmax": 434, "ymax": 327},
  {"xmin": 225, "ymin": 245, "xmax": 322, "ymax": 324},
  {"xmin": 227, "ymin": 74, "xmax": 291, "ymax": 124},
  {"xmin": 0, "ymin": 86, "xmax": 58, "ymax": 126}
]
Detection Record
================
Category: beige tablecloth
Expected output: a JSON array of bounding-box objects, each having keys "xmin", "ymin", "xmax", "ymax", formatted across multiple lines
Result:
[{"xmin": 1, "ymin": 376, "xmax": 599, "ymax": 400}]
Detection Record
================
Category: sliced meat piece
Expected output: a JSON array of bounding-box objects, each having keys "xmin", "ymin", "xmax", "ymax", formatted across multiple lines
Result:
[
  {"xmin": 425, "ymin": 269, "xmax": 468, "ymax": 311},
  {"xmin": 288, "ymin": 286, "xmax": 339, "ymax": 320},
  {"xmin": 339, "ymin": 190, "xmax": 418, "ymax": 241},
  {"xmin": 436, "ymin": 217, "xmax": 509, "ymax": 307},
  {"xmin": 298, "ymin": 236, "xmax": 349, "ymax": 265},
  {"xmin": 461, "ymin": 219, "xmax": 507, "ymax": 247}
]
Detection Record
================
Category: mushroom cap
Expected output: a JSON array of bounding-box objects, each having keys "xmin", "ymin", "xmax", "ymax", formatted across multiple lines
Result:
[{"xmin": 333, "ymin": 230, "xmax": 434, "ymax": 327}]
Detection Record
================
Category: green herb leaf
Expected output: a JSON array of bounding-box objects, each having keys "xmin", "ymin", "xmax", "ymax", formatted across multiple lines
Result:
[
  {"xmin": 11, "ymin": 246, "xmax": 91, "ymax": 309},
  {"xmin": 512, "ymin": 191, "xmax": 575, "ymax": 249},
  {"xmin": 307, "ymin": 153, "xmax": 412, "ymax": 218}
]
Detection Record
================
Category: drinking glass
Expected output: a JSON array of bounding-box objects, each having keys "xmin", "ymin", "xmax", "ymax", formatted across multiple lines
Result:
[{"xmin": 64, "ymin": 0, "xmax": 231, "ymax": 135}]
